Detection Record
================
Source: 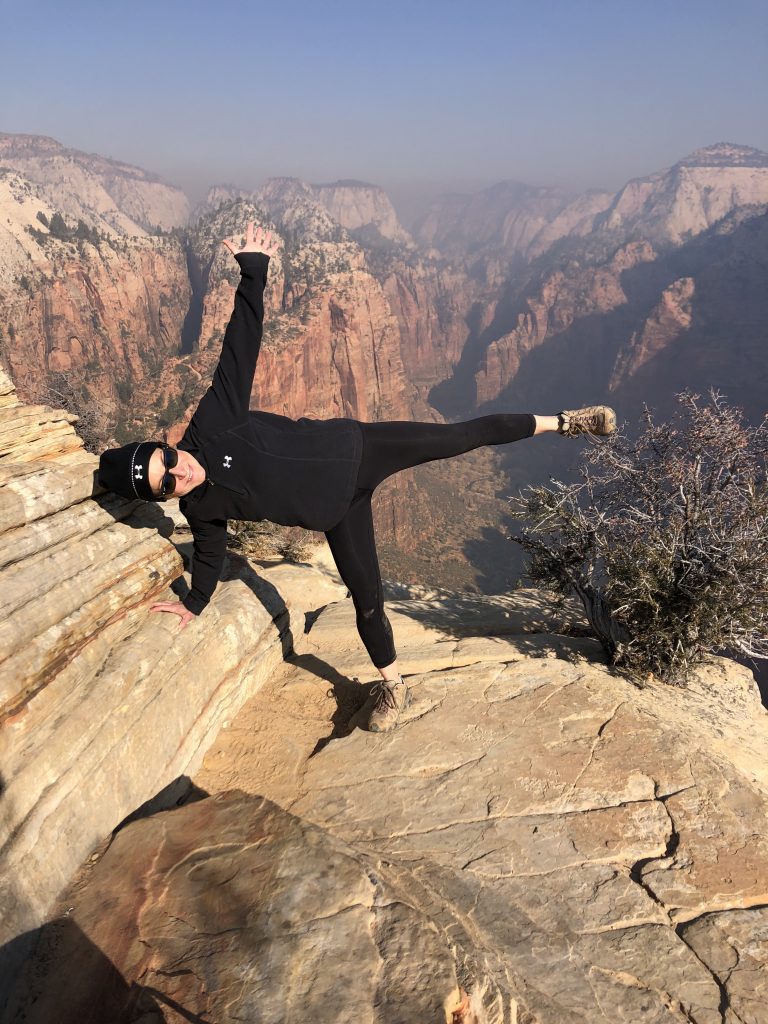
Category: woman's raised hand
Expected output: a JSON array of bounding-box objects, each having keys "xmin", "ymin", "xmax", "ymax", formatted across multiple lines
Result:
[{"xmin": 222, "ymin": 220, "xmax": 278, "ymax": 259}]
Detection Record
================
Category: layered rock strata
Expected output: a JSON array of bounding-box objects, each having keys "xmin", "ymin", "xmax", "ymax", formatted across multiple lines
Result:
[
  {"xmin": 7, "ymin": 543, "xmax": 768, "ymax": 1022},
  {"xmin": 0, "ymin": 132, "xmax": 190, "ymax": 234},
  {"xmin": 0, "ymin": 368, "xmax": 346, "ymax": 997}
]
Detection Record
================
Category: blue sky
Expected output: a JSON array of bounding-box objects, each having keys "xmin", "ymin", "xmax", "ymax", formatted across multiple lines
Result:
[{"xmin": 1, "ymin": 0, "xmax": 766, "ymax": 216}]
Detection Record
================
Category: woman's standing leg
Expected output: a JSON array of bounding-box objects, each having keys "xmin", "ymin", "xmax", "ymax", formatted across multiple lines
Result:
[
  {"xmin": 324, "ymin": 488, "xmax": 398, "ymax": 674},
  {"xmin": 324, "ymin": 487, "xmax": 410, "ymax": 731}
]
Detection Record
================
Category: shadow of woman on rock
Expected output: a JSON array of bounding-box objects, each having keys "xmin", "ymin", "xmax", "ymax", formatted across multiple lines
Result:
[{"xmin": 2, "ymin": 917, "xmax": 171, "ymax": 1024}]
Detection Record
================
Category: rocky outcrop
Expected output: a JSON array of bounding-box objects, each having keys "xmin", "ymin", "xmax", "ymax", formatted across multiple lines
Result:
[
  {"xmin": 7, "ymin": 792, "xmax": 486, "ymax": 1023},
  {"xmin": 7, "ymin": 542, "xmax": 768, "ymax": 1022},
  {"xmin": 595, "ymin": 143, "xmax": 768, "ymax": 247},
  {"xmin": 312, "ymin": 178, "xmax": 414, "ymax": 244},
  {"xmin": 0, "ymin": 368, "xmax": 348, "ymax": 995},
  {"xmin": 0, "ymin": 132, "xmax": 190, "ymax": 234},
  {"xmin": 608, "ymin": 276, "xmax": 695, "ymax": 387}
]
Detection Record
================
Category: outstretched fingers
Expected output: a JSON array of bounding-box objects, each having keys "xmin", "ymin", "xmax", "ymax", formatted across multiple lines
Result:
[{"xmin": 221, "ymin": 221, "xmax": 277, "ymax": 258}]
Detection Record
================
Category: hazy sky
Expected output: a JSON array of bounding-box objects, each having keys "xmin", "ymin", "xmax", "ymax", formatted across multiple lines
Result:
[{"xmin": 2, "ymin": 0, "xmax": 766, "ymax": 221}]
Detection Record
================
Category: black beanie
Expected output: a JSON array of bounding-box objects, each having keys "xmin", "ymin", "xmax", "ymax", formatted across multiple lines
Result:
[{"xmin": 98, "ymin": 441, "xmax": 164, "ymax": 502}]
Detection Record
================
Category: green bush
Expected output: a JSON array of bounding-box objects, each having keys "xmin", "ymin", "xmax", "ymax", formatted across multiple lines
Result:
[
  {"xmin": 508, "ymin": 389, "xmax": 768, "ymax": 685},
  {"xmin": 48, "ymin": 212, "xmax": 70, "ymax": 239}
]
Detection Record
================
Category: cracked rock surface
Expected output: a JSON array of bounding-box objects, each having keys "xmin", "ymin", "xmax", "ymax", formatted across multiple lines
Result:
[
  {"xmin": 11, "ymin": 570, "xmax": 768, "ymax": 1023},
  {"xmin": 7, "ymin": 792, "xmax": 479, "ymax": 1024}
]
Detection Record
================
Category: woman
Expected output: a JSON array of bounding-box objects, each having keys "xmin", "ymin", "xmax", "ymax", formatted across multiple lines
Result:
[{"xmin": 98, "ymin": 222, "xmax": 616, "ymax": 732}]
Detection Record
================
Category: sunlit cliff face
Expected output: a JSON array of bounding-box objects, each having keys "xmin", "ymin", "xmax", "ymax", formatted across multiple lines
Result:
[{"xmin": 147, "ymin": 447, "xmax": 206, "ymax": 499}]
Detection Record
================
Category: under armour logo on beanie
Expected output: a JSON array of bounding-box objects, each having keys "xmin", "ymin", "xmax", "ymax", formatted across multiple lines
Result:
[{"xmin": 98, "ymin": 441, "xmax": 162, "ymax": 501}]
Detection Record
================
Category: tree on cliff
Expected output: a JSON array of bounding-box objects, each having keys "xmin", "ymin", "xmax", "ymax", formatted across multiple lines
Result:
[{"xmin": 508, "ymin": 389, "xmax": 768, "ymax": 685}]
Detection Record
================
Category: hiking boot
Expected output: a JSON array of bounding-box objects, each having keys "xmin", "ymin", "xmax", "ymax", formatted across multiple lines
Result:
[
  {"xmin": 367, "ymin": 675, "xmax": 411, "ymax": 733},
  {"xmin": 557, "ymin": 405, "xmax": 617, "ymax": 438}
]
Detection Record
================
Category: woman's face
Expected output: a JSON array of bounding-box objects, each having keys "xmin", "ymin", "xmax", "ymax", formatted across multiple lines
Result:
[{"xmin": 147, "ymin": 447, "xmax": 206, "ymax": 499}]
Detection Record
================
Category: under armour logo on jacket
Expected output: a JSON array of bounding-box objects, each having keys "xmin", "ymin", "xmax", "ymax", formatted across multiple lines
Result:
[
  {"xmin": 223, "ymin": 455, "xmax": 232, "ymax": 468},
  {"xmin": 134, "ymin": 465, "xmax": 143, "ymax": 480}
]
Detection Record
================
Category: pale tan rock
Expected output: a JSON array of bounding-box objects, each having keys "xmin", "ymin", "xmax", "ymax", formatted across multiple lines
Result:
[
  {"xmin": 680, "ymin": 907, "xmax": 768, "ymax": 1024},
  {"xmin": 601, "ymin": 144, "xmax": 768, "ymax": 246},
  {"xmin": 0, "ymin": 133, "xmax": 189, "ymax": 238},
  {"xmin": 311, "ymin": 179, "xmax": 413, "ymax": 244},
  {"xmin": 6, "ymin": 792, "xmax": 480, "ymax": 1024},
  {"xmin": 0, "ymin": 490, "xmax": 140, "ymax": 570},
  {"xmin": 0, "ymin": 379, "xmax": 342, "ymax": 975},
  {"xmin": 301, "ymin": 589, "xmax": 600, "ymax": 679}
]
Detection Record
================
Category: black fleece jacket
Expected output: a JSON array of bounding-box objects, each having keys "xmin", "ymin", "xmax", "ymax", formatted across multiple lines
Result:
[{"xmin": 176, "ymin": 251, "xmax": 363, "ymax": 615}]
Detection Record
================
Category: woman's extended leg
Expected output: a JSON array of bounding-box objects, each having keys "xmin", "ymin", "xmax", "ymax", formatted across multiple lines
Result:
[{"xmin": 354, "ymin": 413, "xmax": 538, "ymax": 493}]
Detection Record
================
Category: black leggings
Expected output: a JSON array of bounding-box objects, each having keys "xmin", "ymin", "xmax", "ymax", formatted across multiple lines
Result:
[{"xmin": 324, "ymin": 413, "xmax": 536, "ymax": 669}]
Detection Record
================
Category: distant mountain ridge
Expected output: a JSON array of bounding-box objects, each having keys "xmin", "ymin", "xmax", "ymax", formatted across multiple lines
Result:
[
  {"xmin": 0, "ymin": 131, "xmax": 189, "ymax": 234},
  {"xmin": 1, "ymin": 131, "xmax": 766, "ymax": 592},
  {"xmin": 674, "ymin": 142, "xmax": 768, "ymax": 167},
  {"xmin": 415, "ymin": 141, "xmax": 768, "ymax": 259}
]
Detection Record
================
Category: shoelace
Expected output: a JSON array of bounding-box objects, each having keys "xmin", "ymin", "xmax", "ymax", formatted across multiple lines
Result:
[
  {"xmin": 370, "ymin": 678, "xmax": 401, "ymax": 713},
  {"xmin": 561, "ymin": 412, "xmax": 600, "ymax": 437}
]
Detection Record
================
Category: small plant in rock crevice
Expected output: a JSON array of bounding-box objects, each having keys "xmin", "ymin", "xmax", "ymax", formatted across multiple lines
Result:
[{"xmin": 508, "ymin": 388, "xmax": 768, "ymax": 686}]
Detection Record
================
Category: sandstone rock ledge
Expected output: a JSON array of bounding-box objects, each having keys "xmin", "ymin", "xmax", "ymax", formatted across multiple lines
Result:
[
  {"xmin": 2, "ymin": 366, "xmax": 768, "ymax": 1023},
  {"xmin": 0, "ymin": 367, "xmax": 345, "ymax": 989},
  {"xmin": 6, "ymin": 573, "xmax": 768, "ymax": 1021}
]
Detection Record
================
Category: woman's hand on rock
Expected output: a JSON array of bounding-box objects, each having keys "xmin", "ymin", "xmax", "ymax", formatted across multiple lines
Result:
[
  {"xmin": 222, "ymin": 220, "xmax": 278, "ymax": 259},
  {"xmin": 149, "ymin": 600, "xmax": 197, "ymax": 630}
]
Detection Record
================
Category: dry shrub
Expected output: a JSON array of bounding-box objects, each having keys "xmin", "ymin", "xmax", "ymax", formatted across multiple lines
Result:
[
  {"xmin": 508, "ymin": 389, "xmax": 768, "ymax": 685},
  {"xmin": 227, "ymin": 518, "xmax": 321, "ymax": 564},
  {"xmin": 14, "ymin": 368, "xmax": 114, "ymax": 454}
]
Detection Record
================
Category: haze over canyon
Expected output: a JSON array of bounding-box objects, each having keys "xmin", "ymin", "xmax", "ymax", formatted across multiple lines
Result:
[{"xmin": 1, "ymin": 131, "xmax": 766, "ymax": 592}]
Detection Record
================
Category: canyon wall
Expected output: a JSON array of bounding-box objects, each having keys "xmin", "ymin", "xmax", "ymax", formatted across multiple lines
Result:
[{"xmin": 2, "ymin": 136, "xmax": 767, "ymax": 595}]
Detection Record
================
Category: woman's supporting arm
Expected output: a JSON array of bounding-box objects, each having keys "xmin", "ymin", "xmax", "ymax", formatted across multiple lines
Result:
[{"xmin": 181, "ymin": 516, "xmax": 229, "ymax": 615}]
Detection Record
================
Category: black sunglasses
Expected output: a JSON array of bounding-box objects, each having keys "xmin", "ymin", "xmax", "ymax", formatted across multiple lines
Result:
[{"xmin": 156, "ymin": 441, "xmax": 179, "ymax": 498}]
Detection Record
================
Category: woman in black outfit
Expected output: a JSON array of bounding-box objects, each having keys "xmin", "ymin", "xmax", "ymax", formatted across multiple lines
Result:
[{"xmin": 98, "ymin": 222, "xmax": 617, "ymax": 732}]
